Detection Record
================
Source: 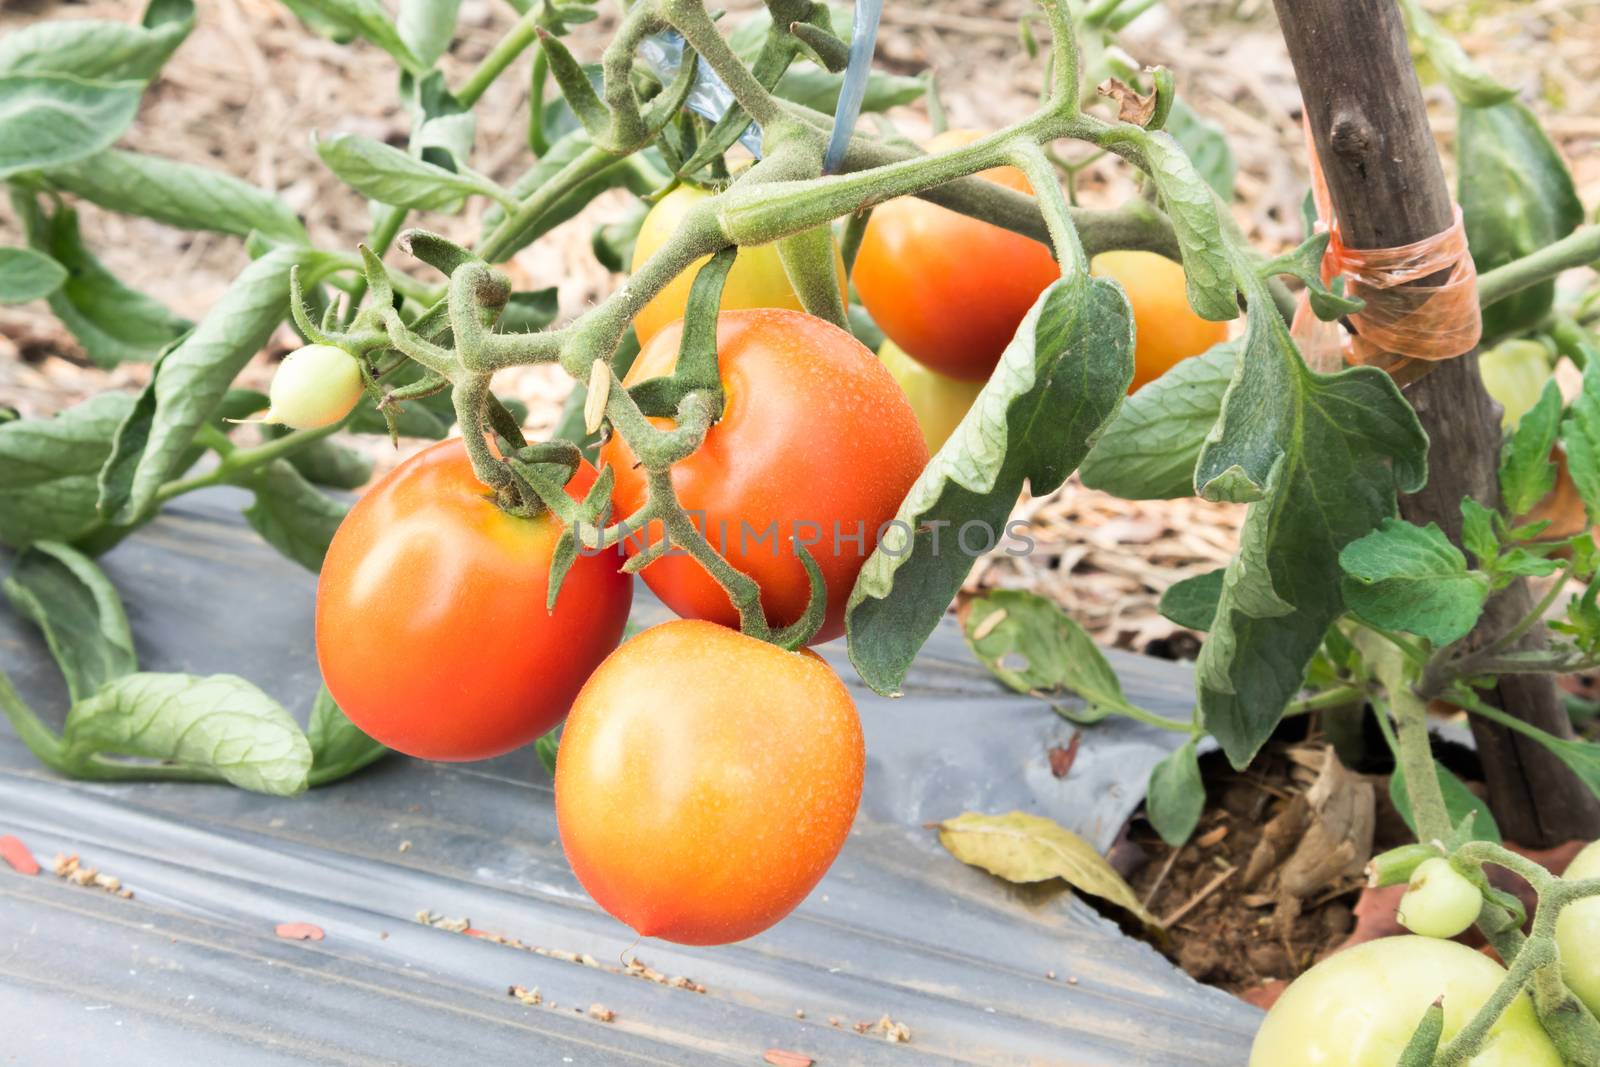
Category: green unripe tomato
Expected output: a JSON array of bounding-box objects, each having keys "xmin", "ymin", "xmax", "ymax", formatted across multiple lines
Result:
[
  {"xmin": 878, "ymin": 339, "xmax": 983, "ymax": 453},
  {"xmin": 1557, "ymin": 840, "xmax": 1600, "ymax": 1019},
  {"xmin": 1250, "ymin": 936, "xmax": 1562, "ymax": 1066},
  {"xmin": 1478, "ymin": 339, "xmax": 1552, "ymax": 432},
  {"xmin": 1396, "ymin": 857, "xmax": 1482, "ymax": 939},
  {"xmin": 267, "ymin": 344, "xmax": 363, "ymax": 429}
]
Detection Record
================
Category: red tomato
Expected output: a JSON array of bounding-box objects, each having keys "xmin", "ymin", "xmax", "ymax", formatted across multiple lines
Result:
[
  {"xmin": 555, "ymin": 619, "xmax": 864, "ymax": 944},
  {"xmin": 316, "ymin": 439, "xmax": 632, "ymax": 761},
  {"xmin": 599, "ymin": 308, "xmax": 927, "ymax": 644},
  {"xmin": 853, "ymin": 129, "xmax": 1062, "ymax": 381}
]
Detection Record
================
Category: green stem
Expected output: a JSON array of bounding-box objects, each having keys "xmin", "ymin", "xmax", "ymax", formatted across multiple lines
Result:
[
  {"xmin": 1390, "ymin": 683, "xmax": 1454, "ymax": 843},
  {"xmin": 660, "ymin": 0, "xmax": 786, "ymax": 131},
  {"xmin": 458, "ymin": 4, "xmax": 544, "ymax": 108},
  {"xmin": 1478, "ymin": 224, "xmax": 1600, "ymax": 308},
  {"xmin": 477, "ymin": 145, "xmax": 624, "ymax": 263},
  {"xmin": 152, "ymin": 418, "xmax": 349, "ymax": 507},
  {"xmin": 1007, "ymin": 139, "xmax": 1085, "ymax": 276},
  {"xmin": 1435, "ymin": 937, "xmax": 1555, "ymax": 1067},
  {"xmin": 1284, "ymin": 684, "xmax": 1365, "ymax": 716},
  {"xmin": 528, "ymin": 42, "xmax": 551, "ymax": 155}
]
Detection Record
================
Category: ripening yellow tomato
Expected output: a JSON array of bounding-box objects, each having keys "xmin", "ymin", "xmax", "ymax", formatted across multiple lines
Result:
[
  {"xmin": 630, "ymin": 184, "xmax": 847, "ymax": 345},
  {"xmin": 1090, "ymin": 250, "xmax": 1230, "ymax": 392},
  {"xmin": 879, "ymin": 338, "xmax": 984, "ymax": 452}
]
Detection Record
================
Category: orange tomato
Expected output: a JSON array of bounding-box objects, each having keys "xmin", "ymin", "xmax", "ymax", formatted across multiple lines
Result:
[
  {"xmin": 555, "ymin": 620, "xmax": 864, "ymax": 944},
  {"xmin": 853, "ymin": 129, "xmax": 1062, "ymax": 381},
  {"xmin": 316, "ymin": 440, "xmax": 632, "ymax": 761},
  {"xmin": 600, "ymin": 308, "xmax": 928, "ymax": 644},
  {"xmin": 630, "ymin": 183, "xmax": 847, "ymax": 346},
  {"xmin": 1090, "ymin": 250, "xmax": 1230, "ymax": 391}
]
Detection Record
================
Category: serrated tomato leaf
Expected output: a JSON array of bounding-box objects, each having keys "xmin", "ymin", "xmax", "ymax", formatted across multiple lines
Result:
[
  {"xmin": 0, "ymin": 392, "xmax": 134, "ymax": 549},
  {"xmin": 1339, "ymin": 519, "xmax": 1489, "ymax": 646},
  {"xmin": 1195, "ymin": 286, "xmax": 1427, "ymax": 768},
  {"xmin": 1147, "ymin": 740, "xmax": 1206, "ymax": 846},
  {"xmin": 1080, "ymin": 340, "xmax": 1236, "ymax": 499},
  {"xmin": 845, "ymin": 274, "xmax": 1133, "ymax": 694}
]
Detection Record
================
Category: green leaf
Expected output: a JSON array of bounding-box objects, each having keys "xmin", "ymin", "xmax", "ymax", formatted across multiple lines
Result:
[
  {"xmin": 1396, "ymin": 0, "xmax": 1515, "ymax": 108},
  {"xmin": 0, "ymin": 392, "xmax": 134, "ymax": 549},
  {"xmin": 535, "ymin": 726, "xmax": 561, "ymax": 777},
  {"xmin": 1390, "ymin": 757, "xmax": 1502, "ymax": 844},
  {"xmin": 1147, "ymin": 740, "xmax": 1206, "ymax": 846},
  {"xmin": 14, "ymin": 198, "xmax": 189, "ymax": 366},
  {"xmin": 278, "ymin": 0, "xmax": 423, "ymax": 73},
  {"xmin": 240, "ymin": 461, "xmax": 348, "ymax": 572},
  {"xmin": 1164, "ymin": 99, "xmax": 1234, "ymax": 199},
  {"xmin": 0, "ymin": 74, "xmax": 144, "ymax": 180},
  {"xmin": 97, "ymin": 246, "xmax": 314, "ymax": 524},
  {"xmin": 0, "ymin": 6, "xmax": 192, "ymax": 81},
  {"xmin": 1562, "ymin": 363, "xmax": 1600, "ymax": 526},
  {"xmin": 846, "ymin": 274, "xmax": 1135, "ymax": 694},
  {"xmin": 44, "ymin": 149, "xmax": 307, "ymax": 245},
  {"xmin": 963, "ymin": 590, "xmax": 1133, "ymax": 712},
  {"xmin": 1460, "ymin": 497, "xmax": 1499, "ymax": 566},
  {"xmin": 3, "ymin": 542, "xmax": 136, "ymax": 703},
  {"xmin": 0, "ymin": 246, "xmax": 66, "ymax": 303},
  {"xmin": 316, "ymin": 133, "xmax": 501, "ymax": 213},
  {"xmin": 1132, "ymin": 129, "xmax": 1237, "ymax": 322},
  {"xmin": 1195, "ymin": 293, "xmax": 1428, "ymax": 767},
  {"xmin": 498, "ymin": 288, "xmax": 561, "ymax": 333},
  {"xmin": 397, "ymin": 0, "xmax": 462, "ymax": 70},
  {"xmin": 1459, "ymin": 101, "xmax": 1584, "ymax": 340},
  {"xmin": 773, "ymin": 66, "xmax": 925, "ymax": 115},
  {"xmin": 1079, "ymin": 339, "xmax": 1236, "ymax": 499},
  {"xmin": 306, "ymin": 686, "xmax": 386, "ymax": 786},
  {"xmin": 1498, "ymin": 378, "xmax": 1562, "ymax": 517},
  {"xmin": 1257, "ymin": 232, "xmax": 1365, "ymax": 322},
  {"xmin": 63, "ymin": 673, "xmax": 311, "ymax": 796},
  {"xmin": 1159, "ymin": 568, "xmax": 1224, "ymax": 631},
  {"xmin": 285, "ymin": 437, "xmax": 374, "ymax": 490},
  {"xmin": 937, "ymin": 810, "xmax": 1161, "ymax": 929},
  {"xmin": 1339, "ymin": 519, "xmax": 1489, "ymax": 646}
]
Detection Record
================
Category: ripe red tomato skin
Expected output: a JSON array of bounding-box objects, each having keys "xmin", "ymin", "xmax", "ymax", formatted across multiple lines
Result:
[
  {"xmin": 599, "ymin": 308, "xmax": 928, "ymax": 644},
  {"xmin": 315, "ymin": 439, "xmax": 632, "ymax": 762},
  {"xmin": 853, "ymin": 130, "xmax": 1061, "ymax": 382},
  {"xmin": 555, "ymin": 619, "xmax": 865, "ymax": 945}
]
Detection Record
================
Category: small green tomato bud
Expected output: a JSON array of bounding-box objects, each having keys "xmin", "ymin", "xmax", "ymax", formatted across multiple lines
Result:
[
  {"xmin": 1397, "ymin": 858, "xmax": 1482, "ymax": 940},
  {"xmin": 266, "ymin": 344, "xmax": 363, "ymax": 429}
]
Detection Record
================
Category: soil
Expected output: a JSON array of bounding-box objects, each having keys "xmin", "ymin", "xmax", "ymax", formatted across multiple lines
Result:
[{"xmin": 1125, "ymin": 742, "xmax": 1416, "ymax": 998}]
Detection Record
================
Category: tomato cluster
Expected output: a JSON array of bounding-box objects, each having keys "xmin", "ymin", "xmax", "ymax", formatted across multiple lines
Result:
[
  {"xmin": 312, "ymin": 153, "xmax": 1224, "ymax": 946},
  {"xmin": 315, "ymin": 299, "xmax": 920, "ymax": 944}
]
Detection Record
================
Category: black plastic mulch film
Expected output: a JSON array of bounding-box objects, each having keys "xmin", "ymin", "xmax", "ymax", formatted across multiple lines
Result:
[{"xmin": 0, "ymin": 490, "xmax": 1259, "ymax": 1065}]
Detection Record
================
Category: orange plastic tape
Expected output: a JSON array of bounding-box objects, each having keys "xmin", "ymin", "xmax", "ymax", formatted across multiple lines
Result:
[{"xmin": 1291, "ymin": 117, "xmax": 1482, "ymax": 380}]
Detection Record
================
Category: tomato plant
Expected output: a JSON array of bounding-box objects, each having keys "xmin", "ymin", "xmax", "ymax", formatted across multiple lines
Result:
[
  {"xmin": 554, "ymin": 619, "xmax": 864, "ymax": 945},
  {"xmin": 853, "ymin": 130, "xmax": 1062, "ymax": 381},
  {"xmin": 630, "ymin": 183, "xmax": 846, "ymax": 345},
  {"xmin": 600, "ymin": 308, "xmax": 927, "ymax": 644},
  {"xmin": 316, "ymin": 439, "xmax": 632, "ymax": 761},
  {"xmin": 1, "ymin": 0, "xmax": 1599, "ymax": 1058},
  {"xmin": 1250, "ymin": 937, "xmax": 1563, "ymax": 1067},
  {"xmin": 1090, "ymin": 250, "xmax": 1230, "ymax": 392},
  {"xmin": 879, "ymin": 338, "xmax": 984, "ymax": 452}
]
